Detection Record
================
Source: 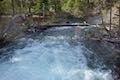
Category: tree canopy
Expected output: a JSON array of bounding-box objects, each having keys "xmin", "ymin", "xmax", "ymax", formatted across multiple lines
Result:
[{"xmin": 0, "ymin": 0, "xmax": 119, "ymax": 16}]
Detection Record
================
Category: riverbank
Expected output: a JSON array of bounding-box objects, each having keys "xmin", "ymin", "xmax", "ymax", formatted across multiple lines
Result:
[{"xmin": 0, "ymin": 14, "xmax": 120, "ymax": 48}]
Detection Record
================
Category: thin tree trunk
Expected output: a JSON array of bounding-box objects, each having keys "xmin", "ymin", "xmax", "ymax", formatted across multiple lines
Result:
[
  {"xmin": 54, "ymin": 3, "xmax": 57, "ymax": 13},
  {"xmin": 86, "ymin": 0, "xmax": 90, "ymax": 16},
  {"xmin": 28, "ymin": 1, "xmax": 31, "ymax": 14},
  {"xmin": 110, "ymin": 6, "xmax": 112, "ymax": 31},
  {"xmin": 20, "ymin": 0, "xmax": 24, "ymax": 13},
  {"xmin": 87, "ymin": 0, "xmax": 90, "ymax": 8},
  {"xmin": 28, "ymin": 6, "xmax": 31, "ymax": 14},
  {"xmin": 101, "ymin": 11, "xmax": 111, "ymax": 37},
  {"xmin": 99, "ymin": 0, "xmax": 112, "ymax": 37},
  {"xmin": 119, "ymin": 5, "xmax": 120, "ymax": 34},
  {"xmin": 11, "ymin": 0, "xmax": 15, "ymax": 16},
  {"xmin": 118, "ymin": 5, "xmax": 120, "ymax": 37},
  {"xmin": 42, "ymin": 3, "xmax": 45, "ymax": 22}
]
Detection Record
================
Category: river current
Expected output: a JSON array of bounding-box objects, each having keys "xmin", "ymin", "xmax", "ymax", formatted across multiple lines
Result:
[{"xmin": 0, "ymin": 26, "xmax": 114, "ymax": 80}]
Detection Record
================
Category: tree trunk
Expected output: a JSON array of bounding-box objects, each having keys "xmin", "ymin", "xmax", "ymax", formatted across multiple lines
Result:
[
  {"xmin": 11, "ymin": 0, "xmax": 15, "ymax": 16},
  {"xmin": 54, "ymin": 3, "xmax": 57, "ymax": 13},
  {"xmin": 118, "ymin": 6, "xmax": 120, "ymax": 37},
  {"xmin": 99, "ymin": 0, "xmax": 112, "ymax": 37},
  {"xmin": 20, "ymin": 0, "xmax": 24, "ymax": 13},
  {"xmin": 28, "ymin": 0, "xmax": 32, "ymax": 14},
  {"xmin": 110, "ymin": 6, "xmax": 112, "ymax": 32},
  {"xmin": 116, "ymin": 3, "xmax": 120, "ymax": 37},
  {"xmin": 87, "ymin": 0, "xmax": 90, "ymax": 8},
  {"xmin": 42, "ymin": 3, "xmax": 45, "ymax": 22}
]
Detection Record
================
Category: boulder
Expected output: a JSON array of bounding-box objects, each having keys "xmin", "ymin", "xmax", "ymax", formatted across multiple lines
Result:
[
  {"xmin": 2, "ymin": 14, "xmax": 27, "ymax": 40},
  {"xmin": 0, "ymin": 14, "xmax": 27, "ymax": 48}
]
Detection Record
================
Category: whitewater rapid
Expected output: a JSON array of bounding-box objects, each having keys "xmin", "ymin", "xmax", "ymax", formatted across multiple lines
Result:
[{"xmin": 0, "ymin": 27, "xmax": 114, "ymax": 80}]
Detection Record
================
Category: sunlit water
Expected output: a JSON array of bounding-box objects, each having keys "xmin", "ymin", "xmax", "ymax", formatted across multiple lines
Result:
[{"xmin": 0, "ymin": 27, "xmax": 114, "ymax": 80}]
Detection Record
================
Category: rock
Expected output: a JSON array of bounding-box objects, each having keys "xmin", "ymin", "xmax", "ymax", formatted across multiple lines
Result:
[
  {"xmin": 115, "ymin": 49, "xmax": 120, "ymax": 54},
  {"xmin": 12, "ymin": 14, "xmax": 26, "ymax": 23},
  {"xmin": 0, "ymin": 14, "xmax": 27, "ymax": 48},
  {"xmin": 2, "ymin": 14, "xmax": 27, "ymax": 40},
  {"xmin": 0, "ymin": 37, "xmax": 10, "ymax": 48},
  {"xmin": 86, "ymin": 15, "xmax": 102, "ymax": 24}
]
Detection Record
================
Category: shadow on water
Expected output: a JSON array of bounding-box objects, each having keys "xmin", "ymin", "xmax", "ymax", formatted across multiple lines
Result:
[
  {"xmin": 81, "ymin": 40, "xmax": 114, "ymax": 68},
  {"xmin": 81, "ymin": 40, "xmax": 116, "ymax": 74}
]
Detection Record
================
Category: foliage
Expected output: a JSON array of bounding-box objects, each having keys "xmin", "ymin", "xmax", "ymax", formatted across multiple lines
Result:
[
  {"xmin": 0, "ymin": 0, "xmax": 11, "ymax": 14},
  {"xmin": 0, "ymin": 0, "xmax": 119, "ymax": 15},
  {"xmin": 33, "ymin": 0, "xmax": 48, "ymax": 13}
]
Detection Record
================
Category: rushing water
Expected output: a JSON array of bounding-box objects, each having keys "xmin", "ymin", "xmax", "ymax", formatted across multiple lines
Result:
[{"xmin": 0, "ymin": 26, "xmax": 114, "ymax": 80}]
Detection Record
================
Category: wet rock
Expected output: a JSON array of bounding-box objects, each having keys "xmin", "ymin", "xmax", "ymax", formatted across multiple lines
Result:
[
  {"xmin": 0, "ymin": 37, "xmax": 6, "ymax": 48},
  {"xmin": 80, "ymin": 27, "xmax": 108, "ymax": 39},
  {"xmin": 0, "ymin": 37, "xmax": 11, "ymax": 48},
  {"xmin": 0, "ymin": 14, "xmax": 27, "ymax": 48},
  {"xmin": 3, "ymin": 14, "xmax": 27, "ymax": 39},
  {"xmin": 114, "ymin": 49, "xmax": 120, "ymax": 62},
  {"xmin": 112, "ymin": 49, "xmax": 120, "ymax": 80},
  {"xmin": 87, "ymin": 15, "xmax": 102, "ymax": 24}
]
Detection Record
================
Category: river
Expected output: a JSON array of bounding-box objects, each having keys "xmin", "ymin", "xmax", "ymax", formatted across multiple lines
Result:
[{"xmin": 0, "ymin": 26, "xmax": 115, "ymax": 80}]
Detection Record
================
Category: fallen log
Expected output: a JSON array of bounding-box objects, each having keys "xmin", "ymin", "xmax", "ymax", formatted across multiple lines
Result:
[
  {"xmin": 82, "ymin": 37, "xmax": 120, "ymax": 44},
  {"xmin": 103, "ymin": 38, "xmax": 120, "ymax": 44}
]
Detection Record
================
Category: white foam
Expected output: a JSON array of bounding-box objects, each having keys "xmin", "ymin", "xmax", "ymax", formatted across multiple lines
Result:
[{"xmin": 0, "ymin": 35, "xmax": 114, "ymax": 80}]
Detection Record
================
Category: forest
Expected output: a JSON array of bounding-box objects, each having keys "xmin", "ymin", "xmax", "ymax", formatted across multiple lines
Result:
[
  {"xmin": 0, "ymin": 0, "xmax": 120, "ymax": 80},
  {"xmin": 0, "ymin": 0, "xmax": 119, "ymax": 16},
  {"xmin": 0, "ymin": 0, "xmax": 120, "ymax": 45}
]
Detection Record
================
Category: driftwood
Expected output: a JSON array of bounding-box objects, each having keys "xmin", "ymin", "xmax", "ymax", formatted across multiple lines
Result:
[
  {"xmin": 84, "ymin": 37, "xmax": 120, "ymax": 44},
  {"xmin": 103, "ymin": 38, "xmax": 120, "ymax": 44},
  {"xmin": 39, "ymin": 24, "xmax": 90, "ymax": 27},
  {"xmin": 25, "ymin": 23, "xmax": 94, "ymax": 33}
]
